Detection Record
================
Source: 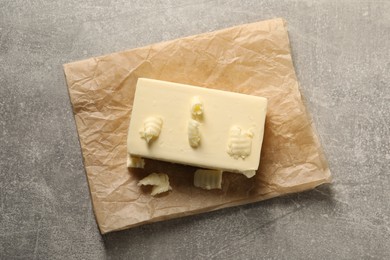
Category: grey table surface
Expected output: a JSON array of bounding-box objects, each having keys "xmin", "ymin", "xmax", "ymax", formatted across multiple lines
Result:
[{"xmin": 1, "ymin": 0, "xmax": 389, "ymax": 259}]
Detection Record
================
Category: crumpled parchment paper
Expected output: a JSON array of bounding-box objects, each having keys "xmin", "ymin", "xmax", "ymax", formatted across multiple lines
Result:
[{"xmin": 63, "ymin": 18, "xmax": 331, "ymax": 234}]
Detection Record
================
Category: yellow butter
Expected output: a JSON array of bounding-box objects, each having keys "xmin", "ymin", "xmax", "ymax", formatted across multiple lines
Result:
[
  {"xmin": 138, "ymin": 173, "xmax": 172, "ymax": 196},
  {"xmin": 127, "ymin": 78, "xmax": 267, "ymax": 177},
  {"xmin": 139, "ymin": 116, "xmax": 163, "ymax": 143},
  {"xmin": 194, "ymin": 169, "xmax": 223, "ymax": 190},
  {"xmin": 127, "ymin": 154, "xmax": 145, "ymax": 168},
  {"xmin": 188, "ymin": 119, "xmax": 201, "ymax": 148}
]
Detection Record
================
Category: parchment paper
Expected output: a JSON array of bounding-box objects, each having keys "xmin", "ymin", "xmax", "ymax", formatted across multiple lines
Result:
[{"xmin": 63, "ymin": 18, "xmax": 331, "ymax": 234}]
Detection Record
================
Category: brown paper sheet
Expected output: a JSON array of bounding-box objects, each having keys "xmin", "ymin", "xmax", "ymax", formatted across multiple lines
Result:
[{"xmin": 63, "ymin": 18, "xmax": 331, "ymax": 234}]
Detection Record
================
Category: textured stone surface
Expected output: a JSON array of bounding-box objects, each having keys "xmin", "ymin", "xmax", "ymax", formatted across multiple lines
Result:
[{"xmin": 0, "ymin": 0, "xmax": 389, "ymax": 259}]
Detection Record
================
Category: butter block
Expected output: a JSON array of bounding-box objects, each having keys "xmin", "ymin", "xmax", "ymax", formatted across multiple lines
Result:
[{"xmin": 127, "ymin": 78, "xmax": 267, "ymax": 176}]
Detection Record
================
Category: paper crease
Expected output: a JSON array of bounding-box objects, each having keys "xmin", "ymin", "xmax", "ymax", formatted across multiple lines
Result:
[{"xmin": 63, "ymin": 18, "xmax": 331, "ymax": 234}]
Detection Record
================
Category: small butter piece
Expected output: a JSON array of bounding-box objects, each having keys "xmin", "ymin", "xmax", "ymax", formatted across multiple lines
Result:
[
  {"xmin": 139, "ymin": 116, "xmax": 163, "ymax": 143},
  {"xmin": 191, "ymin": 96, "xmax": 203, "ymax": 117},
  {"xmin": 138, "ymin": 173, "xmax": 172, "ymax": 196},
  {"xmin": 242, "ymin": 170, "xmax": 256, "ymax": 178},
  {"xmin": 188, "ymin": 119, "xmax": 201, "ymax": 147},
  {"xmin": 227, "ymin": 126, "xmax": 254, "ymax": 159},
  {"xmin": 194, "ymin": 169, "xmax": 223, "ymax": 190},
  {"xmin": 127, "ymin": 154, "xmax": 145, "ymax": 168}
]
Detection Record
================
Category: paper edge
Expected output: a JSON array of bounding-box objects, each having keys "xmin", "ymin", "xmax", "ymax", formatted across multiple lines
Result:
[
  {"xmin": 63, "ymin": 17, "xmax": 286, "ymax": 67},
  {"xmin": 62, "ymin": 67, "xmax": 106, "ymax": 234}
]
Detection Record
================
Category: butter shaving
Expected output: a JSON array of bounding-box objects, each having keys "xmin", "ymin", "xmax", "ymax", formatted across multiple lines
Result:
[
  {"xmin": 138, "ymin": 173, "xmax": 172, "ymax": 196},
  {"xmin": 139, "ymin": 116, "xmax": 163, "ymax": 143},
  {"xmin": 127, "ymin": 155, "xmax": 145, "ymax": 168},
  {"xmin": 188, "ymin": 119, "xmax": 201, "ymax": 147},
  {"xmin": 227, "ymin": 126, "xmax": 254, "ymax": 159},
  {"xmin": 194, "ymin": 169, "xmax": 223, "ymax": 190}
]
